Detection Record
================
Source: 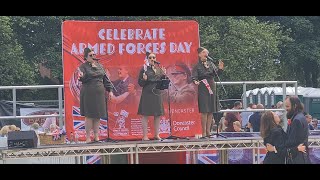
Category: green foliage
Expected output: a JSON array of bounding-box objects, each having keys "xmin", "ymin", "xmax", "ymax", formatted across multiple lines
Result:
[
  {"xmin": 1, "ymin": 16, "xmax": 319, "ymax": 101},
  {"xmin": 0, "ymin": 16, "xmax": 36, "ymax": 100},
  {"xmin": 195, "ymin": 16, "xmax": 291, "ymax": 98},
  {"xmin": 258, "ymin": 16, "xmax": 320, "ymax": 87}
]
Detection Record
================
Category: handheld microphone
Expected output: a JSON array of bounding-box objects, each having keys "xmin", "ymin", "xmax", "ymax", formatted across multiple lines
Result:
[
  {"xmin": 93, "ymin": 58, "xmax": 100, "ymax": 61},
  {"xmin": 207, "ymin": 56, "xmax": 228, "ymax": 61},
  {"xmin": 153, "ymin": 60, "xmax": 161, "ymax": 64},
  {"xmin": 206, "ymin": 56, "xmax": 215, "ymax": 61}
]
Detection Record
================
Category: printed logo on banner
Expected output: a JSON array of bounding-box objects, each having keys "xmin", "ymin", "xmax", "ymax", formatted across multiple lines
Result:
[
  {"xmin": 114, "ymin": 110, "xmax": 128, "ymax": 129},
  {"xmin": 86, "ymin": 155, "xmax": 101, "ymax": 164},
  {"xmin": 228, "ymin": 149, "xmax": 244, "ymax": 162},
  {"xmin": 312, "ymin": 148, "xmax": 320, "ymax": 160},
  {"xmin": 309, "ymin": 147, "xmax": 320, "ymax": 164},
  {"xmin": 113, "ymin": 110, "xmax": 129, "ymax": 136},
  {"xmin": 159, "ymin": 117, "xmax": 170, "ymax": 133},
  {"xmin": 228, "ymin": 149, "xmax": 254, "ymax": 164},
  {"xmin": 197, "ymin": 150, "xmax": 219, "ymax": 164}
]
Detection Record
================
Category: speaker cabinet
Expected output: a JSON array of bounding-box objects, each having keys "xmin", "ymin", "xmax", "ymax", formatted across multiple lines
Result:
[{"xmin": 7, "ymin": 131, "xmax": 38, "ymax": 149}]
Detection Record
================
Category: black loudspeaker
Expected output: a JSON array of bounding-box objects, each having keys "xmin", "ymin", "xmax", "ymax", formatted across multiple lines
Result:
[{"xmin": 7, "ymin": 131, "xmax": 38, "ymax": 149}]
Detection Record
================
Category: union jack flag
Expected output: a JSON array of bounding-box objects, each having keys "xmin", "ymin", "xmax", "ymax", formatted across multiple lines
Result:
[
  {"xmin": 99, "ymin": 118, "xmax": 108, "ymax": 130},
  {"xmin": 86, "ymin": 155, "xmax": 101, "ymax": 164},
  {"xmin": 254, "ymin": 149, "xmax": 267, "ymax": 164},
  {"xmin": 73, "ymin": 106, "xmax": 85, "ymax": 130},
  {"xmin": 72, "ymin": 106, "xmax": 108, "ymax": 130},
  {"xmin": 143, "ymin": 56, "xmax": 149, "ymax": 72},
  {"xmin": 197, "ymin": 150, "xmax": 219, "ymax": 164}
]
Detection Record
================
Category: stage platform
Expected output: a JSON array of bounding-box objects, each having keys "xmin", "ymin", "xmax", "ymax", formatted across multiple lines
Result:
[{"xmin": 1, "ymin": 132, "xmax": 320, "ymax": 164}]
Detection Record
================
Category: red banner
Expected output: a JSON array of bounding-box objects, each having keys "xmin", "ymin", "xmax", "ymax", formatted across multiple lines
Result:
[{"xmin": 63, "ymin": 21, "xmax": 201, "ymax": 141}]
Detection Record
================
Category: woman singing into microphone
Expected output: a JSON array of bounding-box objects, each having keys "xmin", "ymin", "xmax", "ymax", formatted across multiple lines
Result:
[
  {"xmin": 78, "ymin": 47, "xmax": 113, "ymax": 143},
  {"xmin": 137, "ymin": 52, "xmax": 166, "ymax": 141},
  {"xmin": 191, "ymin": 47, "xmax": 224, "ymax": 138}
]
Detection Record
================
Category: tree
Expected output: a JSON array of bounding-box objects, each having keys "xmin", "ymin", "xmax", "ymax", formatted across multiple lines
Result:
[
  {"xmin": 0, "ymin": 16, "xmax": 35, "ymax": 100},
  {"xmin": 196, "ymin": 16, "xmax": 291, "ymax": 98},
  {"xmin": 5, "ymin": 16, "xmax": 291, "ymax": 101},
  {"xmin": 258, "ymin": 16, "xmax": 320, "ymax": 88}
]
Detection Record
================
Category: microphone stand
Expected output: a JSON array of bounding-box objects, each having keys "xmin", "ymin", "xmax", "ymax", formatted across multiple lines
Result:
[
  {"xmin": 207, "ymin": 59, "xmax": 227, "ymax": 139},
  {"xmin": 207, "ymin": 59, "xmax": 227, "ymax": 96},
  {"xmin": 95, "ymin": 61, "xmax": 117, "ymax": 93},
  {"xmin": 95, "ymin": 61, "xmax": 118, "ymax": 143},
  {"xmin": 156, "ymin": 64, "xmax": 186, "ymax": 140}
]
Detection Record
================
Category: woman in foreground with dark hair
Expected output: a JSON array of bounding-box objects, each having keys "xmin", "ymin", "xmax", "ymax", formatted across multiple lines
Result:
[{"xmin": 260, "ymin": 111, "xmax": 306, "ymax": 164}]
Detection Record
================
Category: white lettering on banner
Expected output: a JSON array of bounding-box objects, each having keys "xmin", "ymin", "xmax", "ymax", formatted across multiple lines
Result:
[
  {"xmin": 98, "ymin": 29, "xmax": 105, "ymax": 40},
  {"xmin": 113, "ymin": 128, "xmax": 129, "ymax": 136},
  {"xmin": 71, "ymin": 28, "xmax": 192, "ymax": 56},
  {"xmin": 113, "ymin": 29, "xmax": 119, "ymax": 40},
  {"xmin": 170, "ymin": 42, "xmax": 192, "ymax": 53},
  {"xmin": 88, "ymin": 43, "xmax": 99, "ymax": 52},
  {"xmin": 136, "ymin": 29, "xmax": 143, "ymax": 40},
  {"xmin": 98, "ymin": 43, "xmax": 115, "ymax": 55},
  {"xmin": 173, "ymin": 121, "xmax": 195, "ymax": 126},
  {"xmin": 168, "ymin": 108, "xmax": 194, "ymax": 114},
  {"xmin": 106, "ymin": 29, "xmax": 112, "ymax": 40},
  {"xmin": 128, "ymin": 29, "xmax": 134, "ymax": 40},
  {"xmin": 172, "ymin": 120, "xmax": 195, "ymax": 132},
  {"xmin": 99, "ymin": 28, "xmax": 166, "ymax": 41},
  {"xmin": 120, "ymin": 29, "xmax": 127, "ymax": 40},
  {"xmin": 126, "ymin": 43, "xmax": 136, "ymax": 54},
  {"xmin": 118, "ymin": 42, "xmax": 166, "ymax": 55},
  {"xmin": 174, "ymin": 126, "xmax": 189, "ymax": 131}
]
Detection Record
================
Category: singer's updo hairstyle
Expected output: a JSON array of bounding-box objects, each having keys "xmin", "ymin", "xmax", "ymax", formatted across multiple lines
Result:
[
  {"xmin": 84, "ymin": 47, "xmax": 94, "ymax": 61},
  {"xmin": 146, "ymin": 51, "xmax": 156, "ymax": 59},
  {"xmin": 197, "ymin": 47, "xmax": 206, "ymax": 54}
]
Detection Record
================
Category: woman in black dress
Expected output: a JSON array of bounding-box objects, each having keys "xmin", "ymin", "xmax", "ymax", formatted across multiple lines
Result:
[
  {"xmin": 78, "ymin": 48, "xmax": 113, "ymax": 143},
  {"xmin": 138, "ymin": 52, "xmax": 166, "ymax": 141},
  {"xmin": 191, "ymin": 47, "xmax": 224, "ymax": 138},
  {"xmin": 260, "ymin": 111, "xmax": 306, "ymax": 164}
]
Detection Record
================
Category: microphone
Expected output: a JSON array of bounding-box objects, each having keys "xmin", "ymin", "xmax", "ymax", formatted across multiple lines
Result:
[
  {"xmin": 153, "ymin": 60, "xmax": 161, "ymax": 64},
  {"xmin": 93, "ymin": 58, "xmax": 100, "ymax": 61},
  {"xmin": 206, "ymin": 56, "xmax": 215, "ymax": 61},
  {"xmin": 207, "ymin": 56, "xmax": 228, "ymax": 61}
]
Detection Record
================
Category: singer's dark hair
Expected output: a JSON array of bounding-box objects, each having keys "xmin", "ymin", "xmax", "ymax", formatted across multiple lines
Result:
[
  {"xmin": 146, "ymin": 51, "xmax": 151, "ymax": 58},
  {"xmin": 84, "ymin": 47, "xmax": 93, "ymax": 60},
  {"xmin": 146, "ymin": 51, "xmax": 156, "ymax": 59},
  {"xmin": 197, "ymin": 47, "xmax": 206, "ymax": 54}
]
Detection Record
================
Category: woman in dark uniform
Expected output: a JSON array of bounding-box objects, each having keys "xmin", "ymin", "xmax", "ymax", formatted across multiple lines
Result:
[
  {"xmin": 78, "ymin": 48, "xmax": 113, "ymax": 143},
  {"xmin": 138, "ymin": 52, "xmax": 166, "ymax": 141},
  {"xmin": 192, "ymin": 47, "xmax": 224, "ymax": 138},
  {"xmin": 260, "ymin": 111, "xmax": 306, "ymax": 164}
]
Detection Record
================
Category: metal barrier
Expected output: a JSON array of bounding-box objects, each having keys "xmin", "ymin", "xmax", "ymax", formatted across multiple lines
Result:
[
  {"xmin": 216, "ymin": 81, "xmax": 298, "ymax": 131},
  {"xmin": 0, "ymin": 85, "xmax": 64, "ymax": 128}
]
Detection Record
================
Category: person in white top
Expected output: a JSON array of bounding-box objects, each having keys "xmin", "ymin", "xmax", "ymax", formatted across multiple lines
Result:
[{"xmin": 42, "ymin": 112, "xmax": 58, "ymax": 132}]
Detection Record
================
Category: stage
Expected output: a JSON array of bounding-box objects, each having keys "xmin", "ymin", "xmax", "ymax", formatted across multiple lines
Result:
[{"xmin": 1, "ymin": 133, "xmax": 320, "ymax": 164}]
